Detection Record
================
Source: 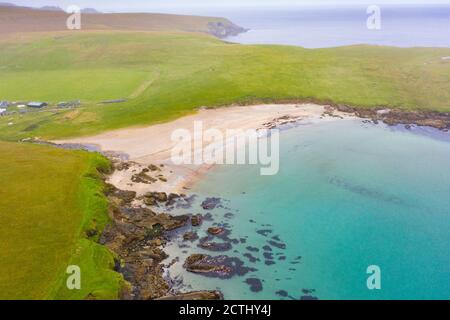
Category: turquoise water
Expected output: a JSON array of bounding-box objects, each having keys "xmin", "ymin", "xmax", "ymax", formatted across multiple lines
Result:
[{"xmin": 165, "ymin": 119, "xmax": 450, "ymax": 300}]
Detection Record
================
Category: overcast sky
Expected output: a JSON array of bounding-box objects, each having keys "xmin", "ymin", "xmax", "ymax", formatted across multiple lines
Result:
[{"xmin": 7, "ymin": 0, "xmax": 450, "ymax": 12}]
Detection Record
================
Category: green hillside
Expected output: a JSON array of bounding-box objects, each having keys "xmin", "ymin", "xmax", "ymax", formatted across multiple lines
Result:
[
  {"xmin": 0, "ymin": 141, "xmax": 124, "ymax": 299},
  {"xmin": 1, "ymin": 31, "xmax": 450, "ymax": 140}
]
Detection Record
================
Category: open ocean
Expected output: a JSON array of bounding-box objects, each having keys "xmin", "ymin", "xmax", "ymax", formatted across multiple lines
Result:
[
  {"xmin": 165, "ymin": 119, "xmax": 450, "ymax": 300},
  {"xmin": 217, "ymin": 5, "xmax": 450, "ymax": 48}
]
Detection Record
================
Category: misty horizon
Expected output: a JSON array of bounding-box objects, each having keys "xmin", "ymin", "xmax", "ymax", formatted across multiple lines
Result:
[{"xmin": 3, "ymin": 1, "xmax": 450, "ymax": 15}]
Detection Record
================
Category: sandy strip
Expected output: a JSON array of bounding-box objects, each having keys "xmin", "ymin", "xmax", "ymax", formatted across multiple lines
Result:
[{"xmin": 55, "ymin": 103, "xmax": 350, "ymax": 195}]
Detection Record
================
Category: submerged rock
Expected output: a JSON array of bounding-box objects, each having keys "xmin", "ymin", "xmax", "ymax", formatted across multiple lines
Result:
[
  {"xmin": 267, "ymin": 240, "xmax": 287, "ymax": 250},
  {"xmin": 198, "ymin": 240, "xmax": 233, "ymax": 252},
  {"xmin": 257, "ymin": 229, "xmax": 273, "ymax": 237},
  {"xmin": 183, "ymin": 254, "xmax": 256, "ymax": 279},
  {"xmin": 276, "ymin": 290, "xmax": 288, "ymax": 298},
  {"xmin": 183, "ymin": 232, "xmax": 199, "ymax": 242},
  {"xmin": 201, "ymin": 197, "xmax": 221, "ymax": 210},
  {"xmin": 207, "ymin": 227, "xmax": 224, "ymax": 235},
  {"xmin": 244, "ymin": 278, "xmax": 263, "ymax": 292}
]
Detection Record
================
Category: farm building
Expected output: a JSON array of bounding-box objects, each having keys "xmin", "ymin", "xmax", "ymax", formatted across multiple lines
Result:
[
  {"xmin": 0, "ymin": 108, "xmax": 6, "ymax": 115},
  {"xmin": 27, "ymin": 102, "xmax": 48, "ymax": 108},
  {"xmin": 0, "ymin": 101, "xmax": 9, "ymax": 108}
]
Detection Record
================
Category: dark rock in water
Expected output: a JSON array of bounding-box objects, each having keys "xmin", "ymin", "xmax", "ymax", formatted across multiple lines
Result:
[
  {"xmin": 302, "ymin": 288, "xmax": 316, "ymax": 295},
  {"xmin": 246, "ymin": 246, "xmax": 259, "ymax": 253},
  {"xmin": 203, "ymin": 212, "xmax": 214, "ymax": 221},
  {"xmin": 243, "ymin": 253, "xmax": 260, "ymax": 263},
  {"xmin": 263, "ymin": 252, "xmax": 273, "ymax": 260},
  {"xmin": 191, "ymin": 214, "xmax": 203, "ymax": 226},
  {"xmin": 249, "ymin": 219, "xmax": 256, "ymax": 223},
  {"xmin": 166, "ymin": 193, "xmax": 181, "ymax": 206},
  {"xmin": 262, "ymin": 245, "xmax": 272, "ymax": 252},
  {"xmin": 183, "ymin": 254, "xmax": 256, "ymax": 279},
  {"xmin": 240, "ymin": 238, "xmax": 247, "ymax": 244},
  {"xmin": 268, "ymin": 240, "xmax": 286, "ymax": 250},
  {"xmin": 183, "ymin": 232, "xmax": 199, "ymax": 242},
  {"xmin": 198, "ymin": 240, "xmax": 232, "ymax": 252},
  {"xmin": 276, "ymin": 290, "xmax": 288, "ymax": 298},
  {"xmin": 272, "ymin": 235, "xmax": 281, "ymax": 242},
  {"xmin": 257, "ymin": 229, "xmax": 273, "ymax": 237},
  {"xmin": 156, "ymin": 290, "xmax": 223, "ymax": 300},
  {"xmin": 176, "ymin": 194, "xmax": 197, "ymax": 209},
  {"xmin": 155, "ymin": 213, "xmax": 189, "ymax": 231},
  {"xmin": 278, "ymin": 256, "xmax": 287, "ymax": 261},
  {"xmin": 300, "ymin": 295, "xmax": 319, "ymax": 300},
  {"xmin": 265, "ymin": 260, "xmax": 276, "ymax": 266},
  {"xmin": 244, "ymin": 278, "xmax": 263, "ymax": 293},
  {"xmin": 224, "ymin": 212, "xmax": 235, "ymax": 219},
  {"xmin": 201, "ymin": 197, "xmax": 221, "ymax": 210},
  {"xmin": 208, "ymin": 227, "xmax": 224, "ymax": 235}
]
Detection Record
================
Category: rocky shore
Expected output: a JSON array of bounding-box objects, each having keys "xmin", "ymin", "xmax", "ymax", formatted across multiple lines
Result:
[
  {"xmin": 331, "ymin": 105, "xmax": 450, "ymax": 131},
  {"xmin": 98, "ymin": 161, "xmax": 225, "ymax": 300}
]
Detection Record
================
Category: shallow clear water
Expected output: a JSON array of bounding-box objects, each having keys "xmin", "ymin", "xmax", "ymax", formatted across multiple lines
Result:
[
  {"xmin": 220, "ymin": 5, "xmax": 450, "ymax": 48},
  {"xmin": 165, "ymin": 119, "xmax": 450, "ymax": 300}
]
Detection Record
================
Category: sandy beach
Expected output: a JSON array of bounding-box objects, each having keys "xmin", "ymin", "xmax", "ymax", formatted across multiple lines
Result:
[{"xmin": 55, "ymin": 103, "xmax": 351, "ymax": 195}]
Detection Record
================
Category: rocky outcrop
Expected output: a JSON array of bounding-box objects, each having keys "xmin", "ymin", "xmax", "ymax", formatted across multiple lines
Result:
[
  {"xmin": 332, "ymin": 105, "xmax": 450, "ymax": 131},
  {"xmin": 207, "ymin": 21, "xmax": 248, "ymax": 39},
  {"xmin": 183, "ymin": 254, "xmax": 256, "ymax": 279},
  {"xmin": 100, "ymin": 183, "xmax": 221, "ymax": 300}
]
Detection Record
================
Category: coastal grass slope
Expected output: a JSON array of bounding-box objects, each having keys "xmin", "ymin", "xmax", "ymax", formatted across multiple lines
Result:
[
  {"xmin": 0, "ymin": 5, "xmax": 242, "ymax": 37},
  {"xmin": 1, "ymin": 31, "xmax": 450, "ymax": 140},
  {"xmin": 0, "ymin": 141, "xmax": 124, "ymax": 299}
]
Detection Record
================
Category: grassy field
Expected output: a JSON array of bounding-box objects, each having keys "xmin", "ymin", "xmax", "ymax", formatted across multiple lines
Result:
[
  {"xmin": 0, "ymin": 141, "xmax": 124, "ymax": 299},
  {"xmin": 0, "ymin": 5, "xmax": 239, "ymax": 35},
  {"xmin": 0, "ymin": 31, "xmax": 450, "ymax": 140}
]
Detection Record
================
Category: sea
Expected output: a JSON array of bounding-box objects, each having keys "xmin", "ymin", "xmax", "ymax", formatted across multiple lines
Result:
[
  {"xmin": 164, "ymin": 119, "xmax": 450, "ymax": 300},
  {"xmin": 216, "ymin": 5, "xmax": 450, "ymax": 48},
  {"xmin": 158, "ymin": 4, "xmax": 450, "ymax": 300}
]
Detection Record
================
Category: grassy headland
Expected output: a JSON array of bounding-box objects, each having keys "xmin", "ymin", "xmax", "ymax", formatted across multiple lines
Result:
[
  {"xmin": 0, "ymin": 141, "xmax": 124, "ymax": 299},
  {"xmin": 1, "ymin": 30, "xmax": 450, "ymax": 140}
]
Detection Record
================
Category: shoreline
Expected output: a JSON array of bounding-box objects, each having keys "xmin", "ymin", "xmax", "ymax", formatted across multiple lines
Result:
[
  {"xmin": 54, "ymin": 103, "xmax": 355, "ymax": 195},
  {"xmin": 53, "ymin": 103, "xmax": 448, "ymax": 299}
]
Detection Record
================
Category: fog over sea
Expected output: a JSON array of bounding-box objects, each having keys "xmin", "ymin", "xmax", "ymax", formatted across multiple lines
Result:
[{"xmin": 215, "ymin": 5, "xmax": 450, "ymax": 48}]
